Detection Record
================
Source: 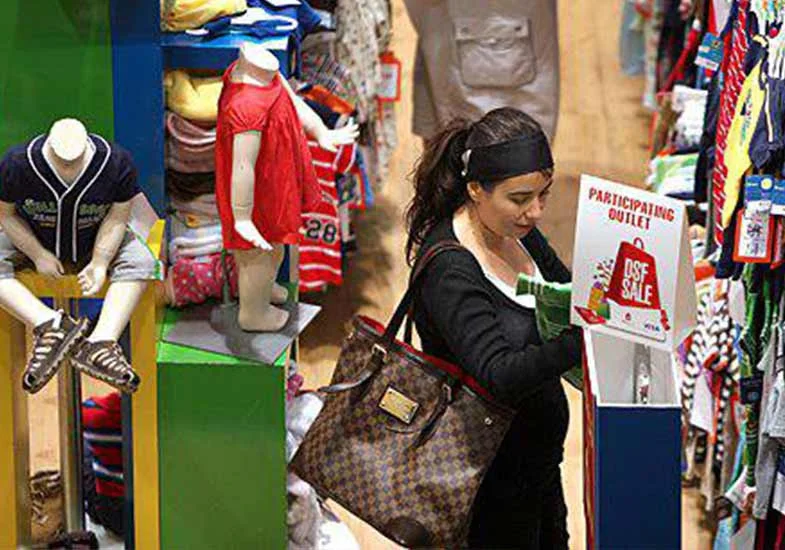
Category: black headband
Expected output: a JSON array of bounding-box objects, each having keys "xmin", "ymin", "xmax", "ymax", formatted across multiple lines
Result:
[{"xmin": 461, "ymin": 132, "xmax": 554, "ymax": 182}]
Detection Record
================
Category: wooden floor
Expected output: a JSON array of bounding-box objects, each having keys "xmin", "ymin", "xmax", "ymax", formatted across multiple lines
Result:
[
  {"xmin": 297, "ymin": 0, "xmax": 714, "ymax": 549},
  {"xmin": 27, "ymin": 0, "xmax": 714, "ymax": 548}
]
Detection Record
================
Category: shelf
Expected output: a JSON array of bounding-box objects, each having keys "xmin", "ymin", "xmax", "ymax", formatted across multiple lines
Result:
[{"xmin": 162, "ymin": 32, "xmax": 292, "ymax": 72}]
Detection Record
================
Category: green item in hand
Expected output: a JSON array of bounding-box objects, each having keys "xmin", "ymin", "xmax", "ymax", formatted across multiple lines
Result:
[
  {"xmin": 516, "ymin": 274, "xmax": 572, "ymax": 340},
  {"xmin": 517, "ymin": 273, "xmax": 583, "ymax": 391}
]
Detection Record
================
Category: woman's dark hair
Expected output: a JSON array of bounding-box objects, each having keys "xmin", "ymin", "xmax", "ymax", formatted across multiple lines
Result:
[{"xmin": 405, "ymin": 107, "xmax": 551, "ymax": 264}]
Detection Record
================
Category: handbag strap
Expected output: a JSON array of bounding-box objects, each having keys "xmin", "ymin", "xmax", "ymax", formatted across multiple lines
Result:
[
  {"xmin": 378, "ymin": 240, "xmax": 465, "ymax": 352},
  {"xmin": 320, "ymin": 240, "xmax": 466, "ymax": 397}
]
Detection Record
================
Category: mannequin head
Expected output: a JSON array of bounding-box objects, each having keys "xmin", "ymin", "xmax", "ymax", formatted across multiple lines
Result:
[
  {"xmin": 238, "ymin": 43, "xmax": 280, "ymax": 73},
  {"xmin": 48, "ymin": 118, "xmax": 89, "ymax": 162}
]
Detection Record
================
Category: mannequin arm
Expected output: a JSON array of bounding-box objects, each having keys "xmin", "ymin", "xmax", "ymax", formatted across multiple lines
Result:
[
  {"xmin": 78, "ymin": 201, "xmax": 131, "ymax": 296},
  {"xmin": 92, "ymin": 201, "xmax": 132, "ymax": 266},
  {"xmin": 279, "ymin": 76, "xmax": 359, "ymax": 152},
  {"xmin": 231, "ymin": 131, "xmax": 271, "ymax": 250},
  {"xmin": 0, "ymin": 201, "xmax": 50, "ymax": 260},
  {"xmin": 0, "ymin": 200, "xmax": 63, "ymax": 276}
]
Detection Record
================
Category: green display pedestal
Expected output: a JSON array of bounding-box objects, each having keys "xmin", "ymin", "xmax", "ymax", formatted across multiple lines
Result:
[{"xmin": 157, "ymin": 309, "xmax": 288, "ymax": 549}]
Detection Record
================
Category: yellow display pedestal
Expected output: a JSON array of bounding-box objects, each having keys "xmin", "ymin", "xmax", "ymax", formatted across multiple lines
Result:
[{"xmin": 0, "ymin": 220, "xmax": 165, "ymax": 549}]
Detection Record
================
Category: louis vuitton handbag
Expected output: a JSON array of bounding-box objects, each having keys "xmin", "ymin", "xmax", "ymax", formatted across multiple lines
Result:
[{"xmin": 291, "ymin": 242, "xmax": 515, "ymax": 548}]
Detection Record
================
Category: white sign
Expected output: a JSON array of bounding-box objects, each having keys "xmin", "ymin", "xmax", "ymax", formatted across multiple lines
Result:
[{"xmin": 571, "ymin": 175, "xmax": 697, "ymax": 351}]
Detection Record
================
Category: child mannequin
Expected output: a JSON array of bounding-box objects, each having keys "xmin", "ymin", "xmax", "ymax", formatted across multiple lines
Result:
[{"xmin": 216, "ymin": 44, "xmax": 358, "ymax": 332}]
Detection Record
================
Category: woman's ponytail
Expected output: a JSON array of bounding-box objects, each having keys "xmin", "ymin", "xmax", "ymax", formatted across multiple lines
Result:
[{"xmin": 405, "ymin": 119, "xmax": 472, "ymax": 264}]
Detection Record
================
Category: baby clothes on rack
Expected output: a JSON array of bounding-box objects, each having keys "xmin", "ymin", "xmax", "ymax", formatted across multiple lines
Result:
[
  {"xmin": 299, "ymin": 139, "xmax": 356, "ymax": 292},
  {"xmin": 166, "ymin": 111, "xmax": 217, "ymax": 173},
  {"xmin": 165, "ymin": 252, "xmax": 239, "ymax": 307},
  {"xmin": 711, "ymin": 0, "xmax": 751, "ymax": 243}
]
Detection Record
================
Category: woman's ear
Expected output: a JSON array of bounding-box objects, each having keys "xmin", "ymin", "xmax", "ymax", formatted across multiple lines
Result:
[{"xmin": 467, "ymin": 181, "xmax": 483, "ymax": 203}]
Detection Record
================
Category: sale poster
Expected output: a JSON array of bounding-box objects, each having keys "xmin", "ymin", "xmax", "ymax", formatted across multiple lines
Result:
[{"xmin": 571, "ymin": 175, "xmax": 697, "ymax": 351}]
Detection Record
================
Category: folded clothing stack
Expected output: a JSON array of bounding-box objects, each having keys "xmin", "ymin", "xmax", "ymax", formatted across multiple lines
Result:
[
  {"xmin": 166, "ymin": 111, "xmax": 216, "ymax": 174},
  {"xmin": 166, "ymin": 194, "xmax": 234, "ymax": 307},
  {"xmin": 161, "ymin": 0, "xmax": 247, "ymax": 32}
]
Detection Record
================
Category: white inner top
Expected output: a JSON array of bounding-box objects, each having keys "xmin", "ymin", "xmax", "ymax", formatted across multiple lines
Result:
[{"xmin": 453, "ymin": 220, "xmax": 543, "ymax": 309}]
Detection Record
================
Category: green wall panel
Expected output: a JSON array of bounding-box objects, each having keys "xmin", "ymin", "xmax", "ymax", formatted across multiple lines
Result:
[
  {"xmin": 158, "ymin": 358, "xmax": 287, "ymax": 549},
  {"xmin": 0, "ymin": 0, "xmax": 115, "ymax": 153}
]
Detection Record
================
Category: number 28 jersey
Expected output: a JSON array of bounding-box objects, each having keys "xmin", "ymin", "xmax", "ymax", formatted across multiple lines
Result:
[{"xmin": 299, "ymin": 139, "xmax": 356, "ymax": 292}]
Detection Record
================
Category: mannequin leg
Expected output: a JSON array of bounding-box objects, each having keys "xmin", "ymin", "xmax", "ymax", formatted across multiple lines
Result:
[
  {"xmin": 87, "ymin": 281, "xmax": 148, "ymax": 342},
  {"xmin": 234, "ymin": 246, "xmax": 289, "ymax": 332},
  {"xmin": 0, "ymin": 279, "xmax": 57, "ymax": 327}
]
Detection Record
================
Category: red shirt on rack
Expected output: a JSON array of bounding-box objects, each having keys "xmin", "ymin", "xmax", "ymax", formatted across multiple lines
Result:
[
  {"xmin": 215, "ymin": 63, "xmax": 321, "ymax": 249},
  {"xmin": 299, "ymin": 139, "xmax": 357, "ymax": 291}
]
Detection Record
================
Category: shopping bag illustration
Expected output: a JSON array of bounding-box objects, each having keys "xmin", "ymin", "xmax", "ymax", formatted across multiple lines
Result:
[{"xmin": 604, "ymin": 238, "xmax": 669, "ymax": 341}]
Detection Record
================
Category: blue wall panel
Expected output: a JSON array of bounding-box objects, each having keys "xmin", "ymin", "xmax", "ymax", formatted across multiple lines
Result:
[{"xmin": 110, "ymin": 0, "xmax": 166, "ymax": 215}]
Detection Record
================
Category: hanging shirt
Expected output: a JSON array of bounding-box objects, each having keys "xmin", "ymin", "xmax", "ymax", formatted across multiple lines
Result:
[
  {"xmin": 711, "ymin": 0, "xmax": 751, "ymax": 243},
  {"xmin": 215, "ymin": 63, "xmax": 321, "ymax": 249},
  {"xmin": 299, "ymin": 139, "xmax": 356, "ymax": 291},
  {"xmin": 0, "ymin": 134, "xmax": 140, "ymax": 264},
  {"xmin": 720, "ymin": 58, "xmax": 765, "ymax": 227}
]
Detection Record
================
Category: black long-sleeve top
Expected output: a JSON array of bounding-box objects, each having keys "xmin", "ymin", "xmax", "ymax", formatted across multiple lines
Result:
[{"xmin": 412, "ymin": 220, "xmax": 583, "ymax": 467}]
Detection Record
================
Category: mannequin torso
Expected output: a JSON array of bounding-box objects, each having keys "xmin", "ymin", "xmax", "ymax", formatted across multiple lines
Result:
[{"xmin": 42, "ymin": 138, "xmax": 95, "ymax": 187}]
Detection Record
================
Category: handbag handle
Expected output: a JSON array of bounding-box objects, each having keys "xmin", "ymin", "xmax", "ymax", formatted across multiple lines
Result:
[
  {"xmin": 320, "ymin": 240, "xmax": 466, "ymax": 395},
  {"xmin": 380, "ymin": 240, "xmax": 466, "ymax": 351}
]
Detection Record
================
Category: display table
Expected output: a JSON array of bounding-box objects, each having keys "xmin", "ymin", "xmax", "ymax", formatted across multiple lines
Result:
[
  {"xmin": 150, "ymin": 308, "xmax": 288, "ymax": 549},
  {"xmin": 0, "ymin": 220, "xmax": 165, "ymax": 550}
]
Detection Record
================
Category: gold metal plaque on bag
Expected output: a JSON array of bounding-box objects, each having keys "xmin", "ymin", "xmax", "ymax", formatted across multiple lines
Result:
[{"xmin": 379, "ymin": 387, "xmax": 420, "ymax": 424}]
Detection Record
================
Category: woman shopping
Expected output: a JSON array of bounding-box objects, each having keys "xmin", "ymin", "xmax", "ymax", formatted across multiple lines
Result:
[{"xmin": 407, "ymin": 107, "xmax": 582, "ymax": 549}]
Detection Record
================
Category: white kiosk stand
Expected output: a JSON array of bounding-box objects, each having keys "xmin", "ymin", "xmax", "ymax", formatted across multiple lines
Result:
[{"xmin": 572, "ymin": 175, "xmax": 697, "ymax": 549}]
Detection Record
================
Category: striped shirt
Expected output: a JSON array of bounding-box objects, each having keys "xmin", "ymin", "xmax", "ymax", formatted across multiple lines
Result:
[{"xmin": 300, "ymin": 139, "xmax": 357, "ymax": 292}]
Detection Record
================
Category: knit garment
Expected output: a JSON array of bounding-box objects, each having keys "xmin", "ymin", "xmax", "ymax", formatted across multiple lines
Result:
[{"xmin": 334, "ymin": 0, "xmax": 387, "ymax": 120}]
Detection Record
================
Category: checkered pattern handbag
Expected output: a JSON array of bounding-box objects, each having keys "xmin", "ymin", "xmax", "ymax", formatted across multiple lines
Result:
[{"xmin": 291, "ymin": 242, "xmax": 515, "ymax": 548}]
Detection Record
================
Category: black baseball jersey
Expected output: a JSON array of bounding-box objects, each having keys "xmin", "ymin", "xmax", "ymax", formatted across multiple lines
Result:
[{"xmin": 0, "ymin": 134, "xmax": 141, "ymax": 263}]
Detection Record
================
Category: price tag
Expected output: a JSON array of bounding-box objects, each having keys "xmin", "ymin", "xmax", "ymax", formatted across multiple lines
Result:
[
  {"xmin": 695, "ymin": 33, "xmax": 724, "ymax": 71},
  {"xmin": 378, "ymin": 52, "xmax": 402, "ymax": 103},
  {"xmin": 734, "ymin": 207, "xmax": 774, "ymax": 263},
  {"xmin": 744, "ymin": 175, "xmax": 774, "ymax": 210},
  {"xmin": 773, "ymin": 179, "xmax": 785, "ymax": 216}
]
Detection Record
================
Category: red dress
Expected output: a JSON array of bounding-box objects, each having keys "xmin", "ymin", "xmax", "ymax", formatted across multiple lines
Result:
[{"xmin": 215, "ymin": 63, "xmax": 320, "ymax": 249}]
